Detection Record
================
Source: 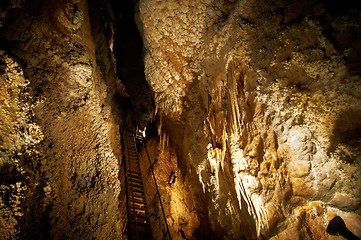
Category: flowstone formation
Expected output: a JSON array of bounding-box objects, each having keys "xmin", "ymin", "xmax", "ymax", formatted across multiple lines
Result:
[{"xmin": 139, "ymin": 0, "xmax": 361, "ymax": 239}]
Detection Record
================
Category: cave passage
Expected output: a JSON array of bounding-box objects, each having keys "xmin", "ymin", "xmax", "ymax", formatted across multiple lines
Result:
[
  {"xmin": 1, "ymin": 0, "xmax": 361, "ymax": 239},
  {"xmin": 123, "ymin": 126, "xmax": 173, "ymax": 240},
  {"xmin": 108, "ymin": 0, "xmax": 155, "ymax": 129},
  {"xmin": 104, "ymin": 0, "xmax": 167, "ymax": 239},
  {"xmin": 123, "ymin": 131, "xmax": 152, "ymax": 239}
]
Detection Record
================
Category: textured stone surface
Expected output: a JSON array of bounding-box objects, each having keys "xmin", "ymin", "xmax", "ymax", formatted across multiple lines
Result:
[
  {"xmin": 0, "ymin": 0, "xmax": 126, "ymax": 239},
  {"xmin": 1, "ymin": 0, "xmax": 361, "ymax": 239},
  {"xmin": 139, "ymin": 0, "xmax": 361, "ymax": 239},
  {"xmin": 0, "ymin": 50, "xmax": 34, "ymax": 239},
  {"xmin": 139, "ymin": 138, "xmax": 200, "ymax": 240}
]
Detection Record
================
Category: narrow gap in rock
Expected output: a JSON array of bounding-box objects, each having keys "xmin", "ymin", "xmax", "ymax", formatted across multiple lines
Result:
[
  {"xmin": 109, "ymin": 0, "xmax": 155, "ymax": 129},
  {"xmin": 104, "ymin": 0, "xmax": 160, "ymax": 239}
]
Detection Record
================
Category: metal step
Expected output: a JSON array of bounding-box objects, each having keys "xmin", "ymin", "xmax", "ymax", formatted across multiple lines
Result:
[
  {"xmin": 124, "ymin": 130, "xmax": 152, "ymax": 240},
  {"xmin": 129, "ymin": 181, "xmax": 143, "ymax": 187},
  {"xmin": 128, "ymin": 178, "xmax": 143, "ymax": 185}
]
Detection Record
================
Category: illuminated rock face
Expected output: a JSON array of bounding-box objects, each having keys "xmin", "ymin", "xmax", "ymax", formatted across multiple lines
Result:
[
  {"xmin": 1, "ymin": 0, "xmax": 360, "ymax": 239},
  {"xmin": 0, "ymin": 0, "xmax": 126, "ymax": 239},
  {"xmin": 139, "ymin": 0, "xmax": 361, "ymax": 239}
]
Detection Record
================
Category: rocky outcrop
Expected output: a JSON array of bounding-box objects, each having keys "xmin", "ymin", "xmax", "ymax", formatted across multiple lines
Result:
[
  {"xmin": 139, "ymin": 0, "xmax": 361, "ymax": 239},
  {"xmin": 0, "ymin": 0, "xmax": 126, "ymax": 239}
]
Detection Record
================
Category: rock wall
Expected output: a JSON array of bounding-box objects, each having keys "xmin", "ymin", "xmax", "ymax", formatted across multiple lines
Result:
[
  {"xmin": 1, "ymin": 0, "xmax": 360, "ymax": 239},
  {"xmin": 139, "ymin": 0, "xmax": 361, "ymax": 239},
  {"xmin": 0, "ymin": 0, "xmax": 127, "ymax": 239},
  {"xmin": 139, "ymin": 137, "xmax": 200, "ymax": 239}
]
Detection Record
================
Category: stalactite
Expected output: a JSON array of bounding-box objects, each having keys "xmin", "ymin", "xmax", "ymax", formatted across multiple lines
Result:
[
  {"xmin": 157, "ymin": 113, "xmax": 169, "ymax": 153},
  {"xmin": 225, "ymin": 59, "xmax": 269, "ymax": 237}
]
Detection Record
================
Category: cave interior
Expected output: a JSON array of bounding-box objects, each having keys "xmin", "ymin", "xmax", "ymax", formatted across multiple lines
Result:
[{"xmin": 0, "ymin": 0, "xmax": 361, "ymax": 239}]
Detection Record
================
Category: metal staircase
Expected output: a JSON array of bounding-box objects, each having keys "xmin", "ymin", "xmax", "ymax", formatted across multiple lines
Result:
[{"xmin": 124, "ymin": 131, "xmax": 152, "ymax": 240}]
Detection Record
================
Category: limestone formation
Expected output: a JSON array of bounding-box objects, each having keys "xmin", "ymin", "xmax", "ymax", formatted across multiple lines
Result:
[
  {"xmin": 139, "ymin": 0, "xmax": 361, "ymax": 239},
  {"xmin": 0, "ymin": 0, "xmax": 360, "ymax": 239}
]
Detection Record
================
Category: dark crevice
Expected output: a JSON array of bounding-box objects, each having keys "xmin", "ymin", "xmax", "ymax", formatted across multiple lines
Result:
[
  {"xmin": 0, "ymin": 0, "xmax": 11, "ymax": 8},
  {"xmin": 108, "ymin": 0, "xmax": 155, "ymax": 129},
  {"xmin": 88, "ymin": 0, "xmax": 155, "ymax": 129},
  {"xmin": 322, "ymin": 0, "xmax": 361, "ymax": 14}
]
